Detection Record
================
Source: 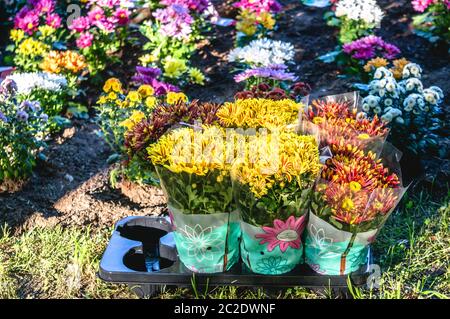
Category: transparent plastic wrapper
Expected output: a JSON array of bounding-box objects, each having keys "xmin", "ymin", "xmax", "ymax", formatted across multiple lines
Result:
[
  {"xmin": 231, "ymin": 130, "xmax": 322, "ymax": 275},
  {"xmin": 298, "ymin": 92, "xmax": 389, "ymax": 157},
  {"xmin": 156, "ymin": 166, "xmax": 241, "ymax": 274},
  {"xmin": 150, "ymin": 126, "xmax": 241, "ymax": 273},
  {"xmin": 305, "ymin": 143, "xmax": 408, "ymax": 275}
]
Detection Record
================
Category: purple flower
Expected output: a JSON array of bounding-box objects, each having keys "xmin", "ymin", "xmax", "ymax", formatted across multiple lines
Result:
[
  {"xmin": 16, "ymin": 110, "xmax": 29, "ymax": 122},
  {"xmin": 40, "ymin": 113, "xmax": 49, "ymax": 122},
  {"xmin": 343, "ymin": 36, "xmax": 401, "ymax": 61},
  {"xmin": 0, "ymin": 111, "xmax": 7, "ymax": 123},
  {"xmin": 0, "ymin": 79, "xmax": 17, "ymax": 96},
  {"xmin": 234, "ymin": 64, "xmax": 298, "ymax": 83},
  {"xmin": 132, "ymin": 66, "xmax": 180, "ymax": 96},
  {"xmin": 35, "ymin": 0, "xmax": 56, "ymax": 14}
]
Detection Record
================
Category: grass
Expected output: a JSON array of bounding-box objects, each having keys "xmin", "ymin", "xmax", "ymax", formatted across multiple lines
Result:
[{"xmin": 0, "ymin": 191, "xmax": 448, "ymax": 299}]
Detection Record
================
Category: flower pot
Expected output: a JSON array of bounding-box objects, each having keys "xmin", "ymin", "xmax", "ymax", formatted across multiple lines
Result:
[
  {"xmin": 170, "ymin": 208, "xmax": 241, "ymax": 273},
  {"xmin": 240, "ymin": 215, "xmax": 307, "ymax": 275},
  {"xmin": 304, "ymin": 212, "xmax": 375, "ymax": 275}
]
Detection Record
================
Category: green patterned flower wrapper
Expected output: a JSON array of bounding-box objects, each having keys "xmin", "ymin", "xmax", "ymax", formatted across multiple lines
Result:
[
  {"xmin": 240, "ymin": 215, "xmax": 307, "ymax": 275},
  {"xmin": 304, "ymin": 212, "xmax": 374, "ymax": 275},
  {"xmin": 170, "ymin": 207, "xmax": 241, "ymax": 273}
]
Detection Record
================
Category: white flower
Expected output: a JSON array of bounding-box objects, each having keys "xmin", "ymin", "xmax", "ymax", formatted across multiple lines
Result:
[
  {"xmin": 395, "ymin": 117, "xmax": 404, "ymax": 125},
  {"xmin": 363, "ymin": 95, "xmax": 379, "ymax": 108},
  {"xmin": 429, "ymin": 86, "xmax": 444, "ymax": 100},
  {"xmin": 335, "ymin": 0, "xmax": 384, "ymax": 26},
  {"xmin": 227, "ymin": 38, "xmax": 295, "ymax": 67},
  {"xmin": 362, "ymin": 103, "xmax": 370, "ymax": 112},
  {"xmin": 402, "ymin": 63, "xmax": 422, "ymax": 79},
  {"xmin": 384, "ymin": 98, "xmax": 393, "ymax": 106},
  {"xmin": 373, "ymin": 106, "xmax": 381, "ymax": 114},
  {"xmin": 402, "ymin": 78, "xmax": 423, "ymax": 92},
  {"xmin": 373, "ymin": 67, "xmax": 392, "ymax": 80},
  {"xmin": 381, "ymin": 113, "xmax": 392, "ymax": 123},
  {"xmin": 178, "ymin": 224, "xmax": 224, "ymax": 263},
  {"xmin": 6, "ymin": 72, "xmax": 67, "ymax": 95}
]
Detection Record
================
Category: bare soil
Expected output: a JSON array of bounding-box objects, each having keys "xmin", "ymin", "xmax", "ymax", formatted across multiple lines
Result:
[{"xmin": 1, "ymin": 0, "xmax": 448, "ymax": 234}]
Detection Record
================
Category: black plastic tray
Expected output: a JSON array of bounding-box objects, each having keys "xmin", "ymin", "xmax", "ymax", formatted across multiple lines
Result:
[{"xmin": 98, "ymin": 216, "xmax": 371, "ymax": 297}]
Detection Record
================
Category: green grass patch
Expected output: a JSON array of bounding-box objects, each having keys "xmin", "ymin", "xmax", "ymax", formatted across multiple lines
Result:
[{"xmin": 0, "ymin": 191, "xmax": 448, "ymax": 299}]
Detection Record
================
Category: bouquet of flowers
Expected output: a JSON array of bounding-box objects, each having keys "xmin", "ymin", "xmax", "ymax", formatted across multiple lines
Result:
[
  {"xmin": 231, "ymin": 130, "xmax": 321, "ymax": 274},
  {"xmin": 0, "ymin": 78, "xmax": 49, "ymax": 191},
  {"xmin": 302, "ymin": 93, "xmax": 389, "ymax": 152},
  {"xmin": 233, "ymin": 0, "xmax": 282, "ymax": 45},
  {"xmin": 360, "ymin": 64, "xmax": 445, "ymax": 157},
  {"xmin": 147, "ymin": 125, "xmax": 240, "ymax": 273},
  {"xmin": 138, "ymin": 0, "xmax": 209, "ymax": 86},
  {"xmin": 411, "ymin": 0, "xmax": 450, "ymax": 44},
  {"xmin": 324, "ymin": 0, "xmax": 384, "ymax": 44},
  {"xmin": 123, "ymin": 99, "xmax": 220, "ymax": 185},
  {"xmin": 68, "ymin": 0, "xmax": 133, "ymax": 75},
  {"xmin": 8, "ymin": 0, "xmax": 64, "ymax": 72},
  {"xmin": 305, "ymin": 142, "xmax": 407, "ymax": 275},
  {"xmin": 217, "ymin": 98, "xmax": 302, "ymax": 130}
]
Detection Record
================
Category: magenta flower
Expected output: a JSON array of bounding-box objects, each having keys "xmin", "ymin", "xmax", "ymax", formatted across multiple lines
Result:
[
  {"xmin": 69, "ymin": 17, "xmax": 91, "ymax": 32},
  {"xmin": 343, "ymin": 36, "xmax": 401, "ymax": 61},
  {"xmin": 14, "ymin": 7, "xmax": 40, "ymax": 34},
  {"xmin": 115, "ymin": 8, "xmax": 130, "ymax": 25},
  {"xmin": 255, "ymin": 215, "xmax": 307, "ymax": 253},
  {"xmin": 35, "ymin": 0, "xmax": 55, "ymax": 14},
  {"xmin": 46, "ymin": 13, "xmax": 62, "ymax": 28},
  {"xmin": 411, "ymin": 0, "xmax": 434, "ymax": 12},
  {"xmin": 76, "ymin": 32, "xmax": 94, "ymax": 49},
  {"xmin": 153, "ymin": 4, "xmax": 194, "ymax": 40},
  {"xmin": 233, "ymin": 0, "xmax": 282, "ymax": 14},
  {"xmin": 88, "ymin": 7, "xmax": 106, "ymax": 24}
]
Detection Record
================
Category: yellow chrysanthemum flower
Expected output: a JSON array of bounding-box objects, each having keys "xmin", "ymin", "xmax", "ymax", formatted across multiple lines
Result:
[
  {"xmin": 38, "ymin": 25, "xmax": 56, "ymax": 38},
  {"xmin": 166, "ymin": 92, "xmax": 188, "ymax": 105},
  {"xmin": 127, "ymin": 91, "xmax": 142, "ymax": 103},
  {"xmin": 217, "ymin": 98, "xmax": 300, "ymax": 130},
  {"xmin": 120, "ymin": 110, "xmax": 145, "ymax": 131},
  {"xmin": 103, "ymin": 78, "xmax": 122, "ymax": 93},
  {"xmin": 10, "ymin": 29, "xmax": 25, "ymax": 43},
  {"xmin": 163, "ymin": 57, "xmax": 187, "ymax": 79},
  {"xmin": 139, "ymin": 54, "xmax": 157, "ymax": 66},
  {"xmin": 18, "ymin": 38, "xmax": 48, "ymax": 56},
  {"xmin": 258, "ymin": 12, "xmax": 275, "ymax": 30},
  {"xmin": 145, "ymin": 96, "xmax": 157, "ymax": 110},
  {"xmin": 188, "ymin": 68, "xmax": 205, "ymax": 85},
  {"xmin": 138, "ymin": 85, "xmax": 155, "ymax": 98}
]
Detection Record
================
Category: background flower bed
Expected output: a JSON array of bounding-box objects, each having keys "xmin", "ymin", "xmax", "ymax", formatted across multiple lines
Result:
[{"xmin": 0, "ymin": 0, "xmax": 448, "ymax": 298}]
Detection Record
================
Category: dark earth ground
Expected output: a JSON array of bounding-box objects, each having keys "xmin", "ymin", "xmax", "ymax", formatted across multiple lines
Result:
[{"xmin": 0, "ymin": 0, "xmax": 449, "ymax": 234}]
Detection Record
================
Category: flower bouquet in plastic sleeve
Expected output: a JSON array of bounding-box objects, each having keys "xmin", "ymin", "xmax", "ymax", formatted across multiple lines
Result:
[
  {"xmin": 147, "ymin": 125, "xmax": 240, "ymax": 273},
  {"xmin": 305, "ymin": 142, "xmax": 407, "ymax": 275},
  {"xmin": 231, "ymin": 130, "xmax": 322, "ymax": 275},
  {"xmin": 300, "ymin": 92, "xmax": 389, "ymax": 155}
]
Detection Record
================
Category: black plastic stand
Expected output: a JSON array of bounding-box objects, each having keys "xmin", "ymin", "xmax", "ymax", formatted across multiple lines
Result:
[{"xmin": 98, "ymin": 216, "xmax": 370, "ymax": 298}]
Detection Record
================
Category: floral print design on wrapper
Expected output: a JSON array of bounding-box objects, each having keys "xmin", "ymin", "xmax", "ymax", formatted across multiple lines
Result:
[
  {"xmin": 255, "ymin": 256, "xmax": 291, "ymax": 275},
  {"xmin": 306, "ymin": 224, "xmax": 342, "ymax": 260},
  {"xmin": 255, "ymin": 215, "xmax": 306, "ymax": 252},
  {"xmin": 177, "ymin": 224, "xmax": 224, "ymax": 263}
]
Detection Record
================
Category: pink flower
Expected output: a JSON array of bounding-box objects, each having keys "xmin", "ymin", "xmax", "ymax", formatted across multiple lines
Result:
[
  {"xmin": 14, "ymin": 7, "xmax": 39, "ymax": 34},
  {"xmin": 69, "ymin": 16, "xmax": 91, "ymax": 32},
  {"xmin": 35, "ymin": 0, "xmax": 56, "ymax": 14},
  {"xmin": 46, "ymin": 13, "xmax": 62, "ymax": 28},
  {"xmin": 255, "ymin": 215, "xmax": 307, "ymax": 253},
  {"xmin": 88, "ymin": 6, "xmax": 106, "ymax": 24},
  {"xmin": 76, "ymin": 32, "xmax": 94, "ymax": 49},
  {"xmin": 115, "ymin": 8, "xmax": 130, "ymax": 25},
  {"xmin": 411, "ymin": 0, "xmax": 433, "ymax": 12}
]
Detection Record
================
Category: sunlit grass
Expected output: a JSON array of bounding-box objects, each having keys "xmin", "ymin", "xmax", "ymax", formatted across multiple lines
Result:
[{"xmin": 0, "ymin": 191, "xmax": 448, "ymax": 299}]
